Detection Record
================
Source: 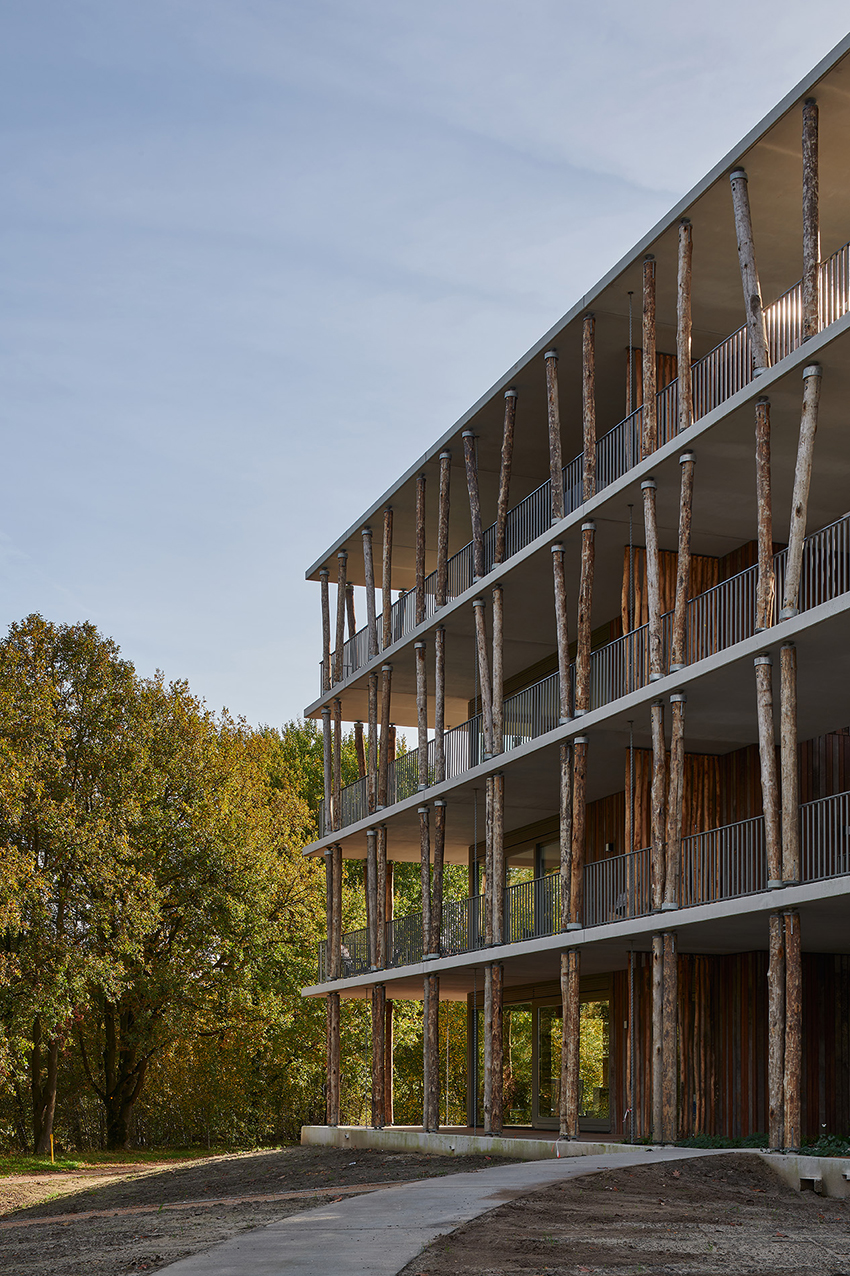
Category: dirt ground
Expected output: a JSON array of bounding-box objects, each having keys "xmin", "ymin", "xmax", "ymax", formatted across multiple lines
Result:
[
  {"xmin": 0, "ymin": 1145, "xmax": 515, "ymax": 1276},
  {"xmin": 399, "ymin": 1152, "xmax": 850, "ymax": 1276}
]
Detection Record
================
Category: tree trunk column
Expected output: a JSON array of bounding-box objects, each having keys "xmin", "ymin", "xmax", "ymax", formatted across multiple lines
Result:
[
  {"xmin": 473, "ymin": 599, "xmax": 494, "ymax": 758},
  {"xmin": 334, "ymin": 551, "xmax": 347, "ymax": 685},
  {"xmin": 642, "ymin": 478, "xmax": 663, "ymax": 680},
  {"xmin": 802, "ymin": 98, "xmax": 820, "ymax": 342},
  {"xmin": 436, "ymin": 452, "xmax": 451, "ymax": 606},
  {"xmin": 320, "ymin": 567, "xmax": 331, "ymax": 692},
  {"xmin": 495, "ymin": 390, "xmax": 517, "ymax": 563},
  {"xmin": 651, "ymin": 933, "xmax": 663, "ymax": 1140},
  {"xmin": 754, "ymin": 654, "xmax": 782, "ymax": 888},
  {"xmin": 661, "ymin": 932, "xmax": 678, "ymax": 1143},
  {"xmin": 664, "ymin": 693, "xmax": 686, "ymax": 909},
  {"xmin": 669, "ymin": 452, "xmax": 695, "ymax": 672},
  {"xmin": 415, "ymin": 641, "xmax": 429, "ymax": 790},
  {"xmin": 784, "ymin": 910, "xmax": 802, "ymax": 1149},
  {"xmin": 575, "ymin": 522, "xmax": 595, "ymax": 716},
  {"xmin": 378, "ymin": 665, "xmax": 393, "ymax": 808},
  {"xmin": 781, "ymin": 364, "xmax": 822, "ymax": 619},
  {"xmin": 677, "ymin": 219, "xmax": 693, "ymax": 433},
  {"xmin": 559, "ymin": 741, "xmax": 573, "ymax": 930},
  {"xmin": 582, "ymin": 315, "xmax": 596, "ymax": 499},
  {"xmin": 463, "ymin": 431, "xmax": 485, "ymax": 580},
  {"xmin": 642, "ymin": 256, "xmax": 657, "ymax": 456},
  {"xmin": 754, "ymin": 397, "xmax": 775, "ymax": 631},
  {"xmin": 780, "ymin": 642, "xmax": 800, "ymax": 884},
  {"xmin": 371, "ymin": 983, "xmax": 386, "ymax": 1128},
  {"xmin": 767, "ymin": 911, "xmax": 786, "ymax": 1150},
  {"xmin": 434, "ymin": 627, "xmax": 446, "ymax": 783},
  {"xmin": 560, "ymin": 949, "xmax": 580, "ymax": 1138},
  {"xmin": 650, "ymin": 699, "xmax": 667, "ymax": 913},
  {"xmin": 570, "ymin": 737, "xmax": 589, "ymax": 928},
  {"xmin": 321, "ymin": 705, "xmax": 332, "ymax": 838},
  {"xmin": 382, "ymin": 508, "xmax": 393, "ymax": 653},
  {"xmin": 551, "ymin": 543, "xmax": 571, "ymax": 723},
  {"xmin": 729, "ymin": 168, "xmax": 769, "ymax": 373},
  {"xmin": 483, "ymin": 962, "xmax": 503, "ymax": 1134},
  {"xmin": 545, "ymin": 350, "xmax": 564, "ymax": 522},
  {"xmin": 362, "ymin": 527, "xmax": 378, "ymax": 660},
  {"xmin": 326, "ymin": 992, "xmax": 340, "ymax": 1126}
]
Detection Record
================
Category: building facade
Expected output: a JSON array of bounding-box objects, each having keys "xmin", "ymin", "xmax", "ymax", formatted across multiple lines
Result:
[{"xmin": 301, "ymin": 36, "xmax": 850, "ymax": 1149}]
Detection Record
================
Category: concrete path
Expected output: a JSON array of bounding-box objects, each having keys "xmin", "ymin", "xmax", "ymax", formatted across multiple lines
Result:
[{"xmin": 157, "ymin": 1146, "xmax": 723, "ymax": 1276}]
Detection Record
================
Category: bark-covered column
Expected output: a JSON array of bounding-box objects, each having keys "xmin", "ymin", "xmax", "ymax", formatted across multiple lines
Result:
[
  {"xmin": 436, "ymin": 451, "xmax": 451, "ymax": 607},
  {"xmin": 650, "ymin": 700, "xmax": 667, "ymax": 913},
  {"xmin": 802, "ymin": 98, "xmax": 820, "ymax": 342},
  {"xmin": 483, "ymin": 961, "xmax": 503, "ymax": 1134},
  {"xmin": 780, "ymin": 642, "xmax": 800, "ymax": 885},
  {"xmin": 320, "ymin": 567, "xmax": 331, "ymax": 692},
  {"xmin": 370, "ymin": 984, "xmax": 387, "ymax": 1128},
  {"xmin": 783, "ymin": 910, "xmax": 802, "ymax": 1149},
  {"xmin": 551, "ymin": 543, "xmax": 571, "ymax": 723},
  {"xmin": 384, "ymin": 860, "xmax": 394, "ymax": 1125},
  {"xmin": 669, "ymin": 452, "xmax": 695, "ymax": 672},
  {"xmin": 345, "ymin": 583, "xmax": 356, "ymax": 643},
  {"xmin": 321, "ymin": 705, "xmax": 332, "ymax": 838},
  {"xmin": 559, "ymin": 742, "xmax": 573, "ymax": 930},
  {"xmin": 651, "ymin": 932, "xmax": 663, "ymax": 1140},
  {"xmin": 463, "ymin": 431, "xmax": 485, "ymax": 580},
  {"xmin": 366, "ymin": 827, "xmax": 378, "ymax": 969},
  {"xmin": 354, "ymin": 720, "xmax": 366, "ymax": 780},
  {"xmin": 664, "ymin": 693, "xmax": 686, "ymax": 910},
  {"xmin": 767, "ymin": 911, "xmax": 786, "ymax": 1150},
  {"xmin": 575, "ymin": 522, "xmax": 595, "ymax": 716},
  {"xmin": 334, "ymin": 551, "xmax": 347, "ymax": 685},
  {"xmin": 729, "ymin": 168, "xmax": 769, "ymax": 373},
  {"xmin": 378, "ymin": 665, "xmax": 392, "ymax": 808},
  {"xmin": 326, "ymin": 991, "xmax": 340, "ymax": 1126},
  {"xmin": 582, "ymin": 315, "xmax": 596, "ymax": 499},
  {"xmin": 382, "ymin": 508, "xmax": 393, "ymax": 653},
  {"xmin": 495, "ymin": 390, "xmax": 517, "ymax": 564},
  {"xmin": 376, "ymin": 826, "xmax": 388, "ymax": 968},
  {"xmin": 362, "ymin": 527, "xmax": 378, "ymax": 660},
  {"xmin": 642, "ymin": 477, "xmax": 663, "ymax": 680},
  {"xmin": 473, "ymin": 599, "xmax": 494, "ymax": 758},
  {"xmin": 434, "ymin": 626, "xmax": 446, "ymax": 783},
  {"xmin": 560, "ymin": 949, "xmax": 580, "ymax": 1138},
  {"xmin": 661, "ymin": 931, "xmax": 678, "ymax": 1143},
  {"xmin": 570, "ymin": 736, "xmax": 589, "ymax": 928},
  {"xmin": 545, "ymin": 349, "xmax": 564, "ymax": 522},
  {"xmin": 326, "ymin": 842, "xmax": 343, "ymax": 1126},
  {"xmin": 415, "ymin": 640, "xmax": 429, "ymax": 790},
  {"xmin": 642, "ymin": 256, "xmax": 657, "ymax": 456},
  {"xmin": 677, "ymin": 219, "xmax": 693, "ymax": 433},
  {"xmin": 492, "ymin": 585, "xmax": 504, "ymax": 753},
  {"xmin": 332, "ymin": 698, "xmax": 342, "ymax": 832},
  {"xmin": 781, "ymin": 364, "xmax": 822, "ymax": 619},
  {"xmin": 423, "ymin": 972, "xmax": 440, "ymax": 1132},
  {"xmin": 754, "ymin": 654, "xmax": 782, "ymax": 888},
  {"xmin": 367, "ymin": 672, "xmax": 378, "ymax": 814},
  {"xmin": 491, "ymin": 774, "xmax": 505, "ymax": 946},
  {"xmin": 754, "ymin": 397, "xmax": 775, "ymax": 630},
  {"xmin": 415, "ymin": 473, "xmax": 427, "ymax": 626}
]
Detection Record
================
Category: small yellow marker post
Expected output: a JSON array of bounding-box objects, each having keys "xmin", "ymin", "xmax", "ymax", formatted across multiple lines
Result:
[{"xmin": 50, "ymin": 1133, "xmax": 54, "ymax": 1164}]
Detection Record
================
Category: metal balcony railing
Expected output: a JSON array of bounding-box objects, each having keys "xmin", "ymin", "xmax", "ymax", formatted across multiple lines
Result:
[
  {"xmin": 318, "ymin": 509, "xmax": 850, "ymax": 836},
  {"xmin": 316, "ymin": 788, "xmax": 850, "ymax": 981},
  {"xmin": 320, "ymin": 240, "xmax": 850, "ymax": 691}
]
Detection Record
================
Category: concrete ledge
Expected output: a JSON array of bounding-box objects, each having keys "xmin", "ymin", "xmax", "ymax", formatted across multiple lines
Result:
[{"xmin": 302, "ymin": 1125, "xmax": 645, "ymax": 1162}]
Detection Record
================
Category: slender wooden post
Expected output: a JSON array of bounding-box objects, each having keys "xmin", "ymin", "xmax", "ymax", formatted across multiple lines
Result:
[
  {"xmin": 664, "ymin": 694, "xmax": 686, "ymax": 909},
  {"xmin": 382, "ymin": 508, "xmax": 393, "ymax": 653},
  {"xmin": 320, "ymin": 568, "xmax": 331, "ymax": 692},
  {"xmin": 436, "ymin": 451, "xmax": 451, "ymax": 606},
  {"xmin": 366, "ymin": 827, "xmax": 379, "ymax": 968},
  {"xmin": 321, "ymin": 705, "xmax": 332, "ymax": 837},
  {"xmin": 495, "ymin": 390, "xmax": 517, "ymax": 563},
  {"xmin": 551, "ymin": 544, "xmax": 571, "ymax": 722},
  {"xmin": 473, "ymin": 599, "xmax": 494, "ymax": 757},
  {"xmin": 545, "ymin": 350, "xmax": 565, "ymax": 521},
  {"xmin": 415, "ymin": 641, "xmax": 429, "ymax": 790},
  {"xmin": 559, "ymin": 742, "xmax": 573, "ymax": 930},
  {"xmin": 484, "ymin": 775, "xmax": 494, "ymax": 946},
  {"xmin": 560, "ymin": 949, "xmax": 580, "ymax": 1138},
  {"xmin": 419, "ymin": 805, "xmax": 432, "ymax": 956},
  {"xmin": 781, "ymin": 364, "xmax": 822, "ymax": 618},
  {"xmin": 582, "ymin": 316, "xmax": 596, "ymax": 499},
  {"xmin": 334, "ymin": 551, "xmax": 347, "ymax": 685},
  {"xmin": 483, "ymin": 962, "xmax": 492, "ymax": 1128},
  {"xmin": 423, "ymin": 974, "xmax": 432, "ymax": 1129},
  {"xmin": 423, "ymin": 972, "xmax": 440, "ymax": 1131},
  {"xmin": 384, "ymin": 997, "xmax": 394, "ymax": 1126},
  {"xmin": 483, "ymin": 962, "xmax": 503, "ymax": 1134},
  {"xmin": 802, "ymin": 98, "xmax": 820, "ymax": 341},
  {"xmin": 415, "ymin": 473, "xmax": 427, "ymax": 626},
  {"xmin": 326, "ymin": 991, "xmax": 340, "ymax": 1125},
  {"xmin": 332, "ymin": 698, "xmax": 342, "ymax": 832},
  {"xmin": 651, "ymin": 933, "xmax": 663, "ymax": 1140},
  {"xmin": 354, "ymin": 721, "xmax": 366, "ymax": 779},
  {"xmin": 768, "ymin": 911, "xmax": 786, "ymax": 1150},
  {"xmin": 755, "ymin": 398, "xmax": 775, "ymax": 630},
  {"xmin": 362, "ymin": 528, "xmax": 378, "ymax": 660},
  {"xmin": 642, "ymin": 478, "xmax": 663, "ymax": 680},
  {"xmin": 378, "ymin": 665, "xmax": 392, "ymax": 808},
  {"xmin": 754, "ymin": 654, "xmax": 782, "ymax": 888},
  {"xmin": 780, "ymin": 642, "xmax": 800, "ymax": 884},
  {"xmin": 329, "ymin": 842, "xmax": 343, "ymax": 979},
  {"xmin": 492, "ymin": 585, "xmax": 504, "ymax": 753},
  {"xmin": 434, "ymin": 626, "xmax": 446, "ymax": 782},
  {"xmin": 367, "ymin": 672, "xmax": 378, "ymax": 814},
  {"xmin": 491, "ymin": 774, "xmax": 505, "ymax": 945},
  {"xmin": 345, "ymin": 583, "xmax": 356, "ymax": 642},
  {"xmin": 371, "ymin": 983, "xmax": 386, "ymax": 1127},
  {"xmin": 463, "ymin": 432, "xmax": 485, "ymax": 579},
  {"xmin": 783, "ymin": 910, "xmax": 802, "ymax": 1149},
  {"xmin": 324, "ymin": 848, "xmax": 334, "ymax": 972},
  {"xmin": 650, "ymin": 700, "xmax": 667, "ymax": 912},
  {"xmin": 376, "ymin": 825, "xmax": 388, "ymax": 968},
  {"xmin": 432, "ymin": 799, "xmax": 446, "ymax": 955},
  {"xmin": 642, "ymin": 256, "xmax": 657, "ymax": 458},
  {"xmin": 670, "ymin": 452, "xmax": 695, "ymax": 671},
  {"xmin": 570, "ymin": 737, "xmax": 589, "ymax": 927},
  {"xmin": 677, "ymin": 220, "xmax": 693, "ymax": 433},
  {"xmin": 661, "ymin": 931, "xmax": 678, "ymax": 1143},
  {"xmin": 730, "ymin": 168, "xmax": 769, "ymax": 373},
  {"xmin": 575, "ymin": 522, "xmax": 595, "ymax": 715}
]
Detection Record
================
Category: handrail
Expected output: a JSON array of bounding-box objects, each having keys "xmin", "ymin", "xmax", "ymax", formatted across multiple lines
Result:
[
  {"xmin": 319, "ymin": 508, "xmax": 850, "ymax": 836},
  {"xmin": 316, "ymin": 787, "xmax": 850, "ymax": 980},
  {"xmin": 321, "ymin": 240, "xmax": 850, "ymax": 691}
]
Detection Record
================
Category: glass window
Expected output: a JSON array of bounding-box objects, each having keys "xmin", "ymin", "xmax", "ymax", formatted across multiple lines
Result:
[
  {"xmin": 579, "ymin": 999, "xmax": 610, "ymax": 1120},
  {"xmin": 537, "ymin": 1004, "xmax": 563, "ymax": 1120}
]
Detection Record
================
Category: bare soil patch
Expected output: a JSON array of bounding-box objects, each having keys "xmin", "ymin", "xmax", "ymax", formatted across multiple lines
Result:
[
  {"xmin": 399, "ymin": 1152, "xmax": 850, "ymax": 1276},
  {"xmin": 0, "ymin": 1145, "xmax": 515, "ymax": 1275}
]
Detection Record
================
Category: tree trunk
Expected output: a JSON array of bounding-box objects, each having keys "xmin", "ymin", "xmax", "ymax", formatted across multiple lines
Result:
[
  {"xmin": 754, "ymin": 397, "xmax": 775, "ymax": 630},
  {"xmin": 729, "ymin": 168, "xmax": 769, "ymax": 372},
  {"xmin": 545, "ymin": 351, "xmax": 564, "ymax": 521},
  {"xmin": 495, "ymin": 391, "xmax": 517, "ymax": 563},
  {"xmin": 31, "ymin": 1017, "xmax": 60, "ymax": 1156}
]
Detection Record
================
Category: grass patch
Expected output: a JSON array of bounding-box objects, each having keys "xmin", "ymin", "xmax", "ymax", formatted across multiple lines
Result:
[{"xmin": 0, "ymin": 1145, "xmax": 291, "ymax": 1177}]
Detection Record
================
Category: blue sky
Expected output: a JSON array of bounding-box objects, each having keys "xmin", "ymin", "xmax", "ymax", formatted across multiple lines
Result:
[{"xmin": 1, "ymin": 1, "xmax": 848, "ymax": 726}]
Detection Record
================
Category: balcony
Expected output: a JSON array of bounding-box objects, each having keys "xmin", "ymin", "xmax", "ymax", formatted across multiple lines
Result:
[
  {"xmin": 315, "ymin": 788, "xmax": 850, "ymax": 982},
  {"xmin": 317, "ymin": 509, "xmax": 850, "ymax": 837},
  {"xmin": 320, "ymin": 240, "xmax": 850, "ymax": 693}
]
